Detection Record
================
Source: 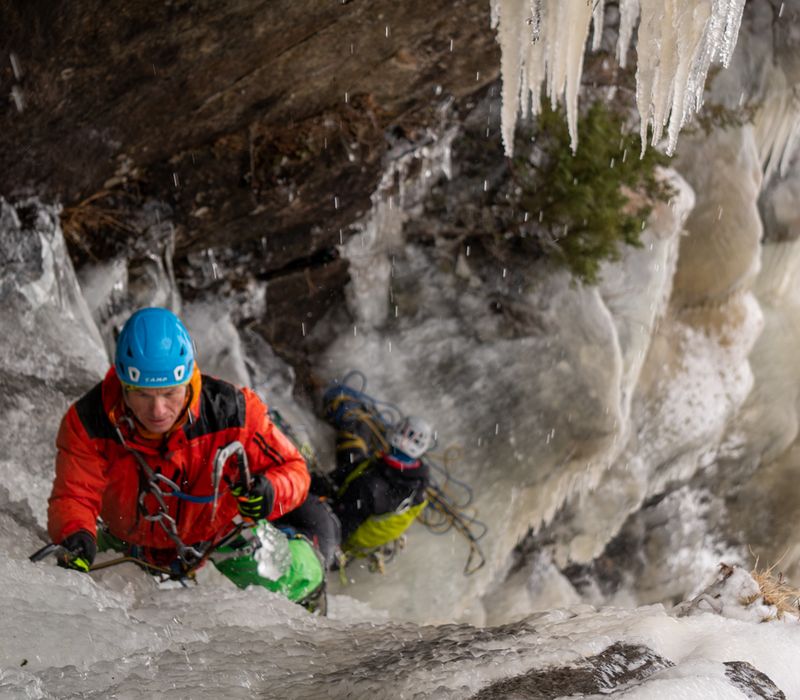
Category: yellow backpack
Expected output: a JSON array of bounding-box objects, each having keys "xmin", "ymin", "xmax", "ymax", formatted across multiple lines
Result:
[{"xmin": 344, "ymin": 499, "xmax": 428, "ymax": 554}]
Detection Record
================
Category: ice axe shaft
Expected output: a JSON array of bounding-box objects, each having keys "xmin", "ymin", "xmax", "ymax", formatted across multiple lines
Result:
[{"xmin": 29, "ymin": 543, "xmax": 67, "ymax": 562}]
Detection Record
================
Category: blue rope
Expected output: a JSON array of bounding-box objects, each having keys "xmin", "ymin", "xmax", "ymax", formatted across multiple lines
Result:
[{"xmin": 165, "ymin": 490, "xmax": 217, "ymax": 504}]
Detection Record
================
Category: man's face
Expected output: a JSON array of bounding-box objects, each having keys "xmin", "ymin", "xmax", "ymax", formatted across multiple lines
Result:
[{"xmin": 123, "ymin": 385, "xmax": 188, "ymax": 434}]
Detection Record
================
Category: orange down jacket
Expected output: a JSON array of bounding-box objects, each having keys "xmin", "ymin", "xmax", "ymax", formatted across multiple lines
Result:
[{"xmin": 47, "ymin": 367, "xmax": 310, "ymax": 561}]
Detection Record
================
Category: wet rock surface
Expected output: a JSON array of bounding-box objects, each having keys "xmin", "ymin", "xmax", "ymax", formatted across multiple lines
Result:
[
  {"xmin": 471, "ymin": 642, "xmax": 787, "ymax": 699},
  {"xmin": 1, "ymin": 0, "xmax": 501, "ymax": 373},
  {"xmin": 725, "ymin": 660, "xmax": 787, "ymax": 700},
  {"xmin": 471, "ymin": 642, "xmax": 674, "ymax": 699},
  {"xmin": 1, "ymin": 1, "xmax": 499, "ymax": 263}
]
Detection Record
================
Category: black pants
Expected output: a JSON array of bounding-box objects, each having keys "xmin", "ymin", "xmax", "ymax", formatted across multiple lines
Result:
[{"xmin": 274, "ymin": 493, "xmax": 341, "ymax": 569}]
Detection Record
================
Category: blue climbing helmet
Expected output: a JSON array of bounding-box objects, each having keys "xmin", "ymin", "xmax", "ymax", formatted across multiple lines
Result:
[{"xmin": 114, "ymin": 307, "xmax": 195, "ymax": 388}]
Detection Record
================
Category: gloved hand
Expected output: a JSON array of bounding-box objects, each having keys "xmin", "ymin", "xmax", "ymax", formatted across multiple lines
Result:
[
  {"xmin": 57, "ymin": 530, "xmax": 97, "ymax": 573},
  {"xmin": 231, "ymin": 474, "xmax": 274, "ymax": 521}
]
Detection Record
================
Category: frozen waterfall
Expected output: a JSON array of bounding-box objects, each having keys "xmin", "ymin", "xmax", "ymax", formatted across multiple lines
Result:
[{"xmin": 492, "ymin": 0, "xmax": 747, "ymax": 155}]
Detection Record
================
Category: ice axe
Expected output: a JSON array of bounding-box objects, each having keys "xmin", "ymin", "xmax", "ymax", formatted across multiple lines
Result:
[
  {"xmin": 29, "ymin": 542, "xmax": 68, "ymax": 563},
  {"xmin": 211, "ymin": 441, "xmax": 251, "ymax": 519}
]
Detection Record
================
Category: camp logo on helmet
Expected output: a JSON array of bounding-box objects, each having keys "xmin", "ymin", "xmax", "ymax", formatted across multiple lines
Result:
[{"xmin": 115, "ymin": 307, "xmax": 196, "ymax": 390}]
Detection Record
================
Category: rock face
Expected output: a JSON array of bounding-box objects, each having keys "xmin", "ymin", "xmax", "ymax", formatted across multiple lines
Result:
[{"xmin": 1, "ymin": 0, "xmax": 498, "ymax": 263}]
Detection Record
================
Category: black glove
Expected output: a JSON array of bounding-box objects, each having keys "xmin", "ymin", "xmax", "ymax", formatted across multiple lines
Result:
[
  {"xmin": 231, "ymin": 474, "xmax": 274, "ymax": 521},
  {"xmin": 57, "ymin": 530, "xmax": 97, "ymax": 573}
]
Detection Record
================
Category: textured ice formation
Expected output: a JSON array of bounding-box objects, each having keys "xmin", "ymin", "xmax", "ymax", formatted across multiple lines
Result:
[{"xmin": 492, "ymin": 0, "xmax": 747, "ymax": 155}]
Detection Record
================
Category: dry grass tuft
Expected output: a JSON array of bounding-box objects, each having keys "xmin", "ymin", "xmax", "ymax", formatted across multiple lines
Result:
[
  {"xmin": 749, "ymin": 555, "xmax": 800, "ymax": 620},
  {"xmin": 60, "ymin": 190, "xmax": 136, "ymax": 259}
]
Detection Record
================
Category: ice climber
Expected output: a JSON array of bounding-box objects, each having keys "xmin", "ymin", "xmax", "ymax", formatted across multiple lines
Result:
[
  {"xmin": 318, "ymin": 385, "xmax": 434, "ymax": 566},
  {"xmin": 46, "ymin": 306, "xmax": 332, "ymax": 609}
]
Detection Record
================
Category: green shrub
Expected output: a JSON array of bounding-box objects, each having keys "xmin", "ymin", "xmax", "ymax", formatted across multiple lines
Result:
[{"xmin": 510, "ymin": 102, "xmax": 672, "ymax": 284}]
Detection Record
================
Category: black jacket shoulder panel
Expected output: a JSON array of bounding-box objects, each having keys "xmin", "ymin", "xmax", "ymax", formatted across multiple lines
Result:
[
  {"xmin": 74, "ymin": 381, "xmax": 117, "ymax": 440},
  {"xmin": 183, "ymin": 375, "xmax": 247, "ymax": 440}
]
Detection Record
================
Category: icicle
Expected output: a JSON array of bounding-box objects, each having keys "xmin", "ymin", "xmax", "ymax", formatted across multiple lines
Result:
[
  {"xmin": 497, "ymin": 0, "xmax": 529, "ymax": 156},
  {"xmin": 755, "ymin": 78, "xmax": 800, "ymax": 180},
  {"xmin": 492, "ymin": 0, "xmax": 747, "ymax": 157},
  {"xmin": 616, "ymin": 0, "xmax": 640, "ymax": 68},
  {"xmin": 561, "ymin": 0, "xmax": 594, "ymax": 151},
  {"xmin": 591, "ymin": 0, "xmax": 606, "ymax": 52}
]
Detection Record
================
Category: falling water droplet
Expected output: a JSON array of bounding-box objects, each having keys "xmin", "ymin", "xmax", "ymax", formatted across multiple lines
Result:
[
  {"xmin": 449, "ymin": 39, "xmax": 454, "ymax": 52},
  {"xmin": 9, "ymin": 53, "xmax": 22, "ymax": 80},
  {"xmin": 10, "ymin": 85, "xmax": 24, "ymax": 112},
  {"xmin": 301, "ymin": 322, "xmax": 306, "ymax": 337}
]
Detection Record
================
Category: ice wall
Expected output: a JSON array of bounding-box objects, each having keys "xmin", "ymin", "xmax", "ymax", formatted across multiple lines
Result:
[
  {"xmin": 0, "ymin": 198, "xmax": 107, "ymax": 528},
  {"xmin": 492, "ymin": 0, "xmax": 747, "ymax": 155},
  {"xmin": 3, "ymin": 199, "xmax": 800, "ymax": 700},
  {"xmin": 715, "ymin": 155, "xmax": 800, "ymax": 582},
  {"xmin": 318, "ymin": 160, "xmax": 694, "ymax": 623}
]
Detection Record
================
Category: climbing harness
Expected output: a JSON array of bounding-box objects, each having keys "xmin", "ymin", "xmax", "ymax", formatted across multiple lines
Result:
[
  {"xmin": 32, "ymin": 420, "xmax": 256, "ymax": 582},
  {"xmin": 113, "ymin": 418, "xmax": 248, "ymax": 572}
]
